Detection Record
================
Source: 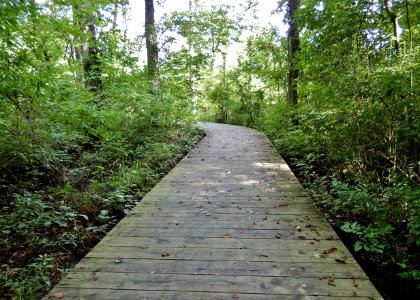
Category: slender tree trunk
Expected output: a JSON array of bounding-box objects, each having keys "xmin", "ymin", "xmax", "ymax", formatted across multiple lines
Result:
[
  {"xmin": 71, "ymin": 1, "xmax": 84, "ymax": 62},
  {"xmin": 111, "ymin": 1, "xmax": 118, "ymax": 32},
  {"xmin": 404, "ymin": 0, "xmax": 412, "ymax": 53},
  {"xmin": 83, "ymin": 16, "xmax": 102, "ymax": 94},
  {"xmin": 188, "ymin": 0, "xmax": 194, "ymax": 101},
  {"xmin": 384, "ymin": 0, "xmax": 400, "ymax": 55},
  {"xmin": 145, "ymin": 0, "xmax": 158, "ymax": 79},
  {"xmin": 404, "ymin": 0, "xmax": 413, "ymax": 88},
  {"xmin": 286, "ymin": 0, "xmax": 300, "ymax": 108}
]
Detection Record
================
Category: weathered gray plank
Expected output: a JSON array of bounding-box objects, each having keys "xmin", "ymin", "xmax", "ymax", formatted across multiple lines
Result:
[
  {"xmin": 85, "ymin": 246, "xmax": 355, "ymax": 264},
  {"xmin": 73, "ymin": 257, "xmax": 369, "ymax": 278},
  {"xmin": 47, "ymin": 123, "xmax": 383, "ymax": 299},
  {"xmin": 53, "ymin": 273, "xmax": 379, "ymax": 297},
  {"xmin": 95, "ymin": 236, "xmax": 347, "ymax": 251},
  {"xmin": 49, "ymin": 289, "xmax": 381, "ymax": 300},
  {"xmin": 105, "ymin": 227, "xmax": 340, "ymax": 241}
]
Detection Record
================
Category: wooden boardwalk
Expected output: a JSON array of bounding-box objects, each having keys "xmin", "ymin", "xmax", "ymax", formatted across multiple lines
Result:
[{"xmin": 48, "ymin": 123, "xmax": 383, "ymax": 299}]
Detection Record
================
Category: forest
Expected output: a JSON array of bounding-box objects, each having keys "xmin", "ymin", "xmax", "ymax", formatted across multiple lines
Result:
[{"xmin": 0, "ymin": 0, "xmax": 418, "ymax": 299}]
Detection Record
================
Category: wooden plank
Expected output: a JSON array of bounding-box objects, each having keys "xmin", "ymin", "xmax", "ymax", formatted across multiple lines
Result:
[
  {"xmin": 128, "ymin": 206, "xmax": 323, "ymax": 216},
  {"xmin": 73, "ymin": 257, "xmax": 369, "ymax": 279},
  {"xmin": 115, "ymin": 218, "xmax": 334, "ymax": 231},
  {"xmin": 105, "ymin": 227, "xmax": 340, "ymax": 241},
  {"xmin": 137, "ymin": 200, "xmax": 318, "ymax": 209},
  {"xmin": 51, "ymin": 288, "xmax": 381, "ymax": 300},
  {"xmin": 86, "ymin": 245, "xmax": 355, "ymax": 264},
  {"xmin": 53, "ymin": 273, "xmax": 380, "ymax": 297},
  {"xmin": 96, "ymin": 235, "xmax": 345, "ymax": 250},
  {"xmin": 122, "ymin": 212, "xmax": 324, "ymax": 220}
]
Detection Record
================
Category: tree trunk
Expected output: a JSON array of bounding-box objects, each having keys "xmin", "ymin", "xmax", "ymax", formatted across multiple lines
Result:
[
  {"xmin": 83, "ymin": 16, "xmax": 102, "ymax": 94},
  {"xmin": 384, "ymin": 0, "xmax": 400, "ymax": 55},
  {"xmin": 71, "ymin": 1, "xmax": 84, "ymax": 63},
  {"xmin": 286, "ymin": 0, "xmax": 300, "ymax": 108},
  {"xmin": 145, "ymin": 0, "xmax": 158, "ymax": 79}
]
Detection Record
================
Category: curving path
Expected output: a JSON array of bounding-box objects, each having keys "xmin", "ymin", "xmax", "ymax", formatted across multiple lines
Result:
[{"xmin": 48, "ymin": 123, "xmax": 383, "ymax": 299}]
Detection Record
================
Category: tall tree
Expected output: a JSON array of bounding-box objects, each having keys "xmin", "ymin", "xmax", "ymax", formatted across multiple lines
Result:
[
  {"xmin": 84, "ymin": 14, "xmax": 102, "ymax": 94},
  {"xmin": 145, "ymin": 0, "xmax": 158, "ymax": 79},
  {"xmin": 286, "ymin": 0, "xmax": 300, "ymax": 107},
  {"xmin": 71, "ymin": 1, "xmax": 102, "ymax": 94},
  {"xmin": 384, "ymin": 0, "xmax": 400, "ymax": 55}
]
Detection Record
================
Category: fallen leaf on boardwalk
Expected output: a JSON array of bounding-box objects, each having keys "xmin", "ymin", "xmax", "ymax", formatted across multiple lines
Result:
[
  {"xmin": 161, "ymin": 253, "xmax": 170, "ymax": 257},
  {"xmin": 224, "ymin": 233, "xmax": 233, "ymax": 238},
  {"xmin": 352, "ymin": 279, "xmax": 359, "ymax": 287},
  {"xmin": 298, "ymin": 250, "xmax": 305, "ymax": 254},
  {"xmin": 325, "ymin": 235, "xmax": 334, "ymax": 240},
  {"xmin": 55, "ymin": 291, "xmax": 64, "ymax": 298},
  {"xmin": 90, "ymin": 271, "xmax": 98, "ymax": 281},
  {"xmin": 335, "ymin": 258, "xmax": 346, "ymax": 264},
  {"xmin": 232, "ymin": 294, "xmax": 240, "ymax": 300},
  {"xmin": 328, "ymin": 277, "xmax": 336, "ymax": 287},
  {"xmin": 275, "ymin": 232, "xmax": 283, "ymax": 239},
  {"xmin": 320, "ymin": 247, "xmax": 337, "ymax": 254},
  {"xmin": 215, "ymin": 296, "xmax": 224, "ymax": 300}
]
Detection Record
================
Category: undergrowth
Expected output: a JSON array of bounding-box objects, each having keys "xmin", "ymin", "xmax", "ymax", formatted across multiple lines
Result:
[
  {"xmin": 0, "ymin": 124, "xmax": 204, "ymax": 299},
  {"xmin": 259, "ymin": 106, "xmax": 420, "ymax": 299}
]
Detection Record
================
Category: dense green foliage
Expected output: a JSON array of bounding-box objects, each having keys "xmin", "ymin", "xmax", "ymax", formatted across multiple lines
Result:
[
  {"xmin": 196, "ymin": 0, "xmax": 419, "ymax": 296},
  {"xmin": 0, "ymin": 0, "xmax": 202, "ymax": 298}
]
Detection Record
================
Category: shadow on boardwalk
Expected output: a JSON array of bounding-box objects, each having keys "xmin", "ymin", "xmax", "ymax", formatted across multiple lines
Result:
[{"xmin": 48, "ymin": 123, "xmax": 383, "ymax": 299}]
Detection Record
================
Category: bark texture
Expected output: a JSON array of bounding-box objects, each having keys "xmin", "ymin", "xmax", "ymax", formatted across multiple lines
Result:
[
  {"xmin": 145, "ymin": 0, "xmax": 158, "ymax": 78},
  {"xmin": 286, "ymin": 0, "xmax": 300, "ymax": 108}
]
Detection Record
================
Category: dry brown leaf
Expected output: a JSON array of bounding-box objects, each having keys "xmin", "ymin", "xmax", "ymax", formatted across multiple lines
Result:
[
  {"xmin": 275, "ymin": 232, "xmax": 283, "ymax": 239},
  {"xmin": 232, "ymin": 293, "xmax": 240, "ymax": 300},
  {"xmin": 223, "ymin": 233, "xmax": 233, "ymax": 238},
  {"xmin": 352, "ymin": 279, "xmax": 359, "ymax": 287},
  {"xmin": 328, "ymin": 277, "xmax": 336, "ymax": 287},
  {"xmin": 335, "ymin": 258, "xmax": 346, "ymax": 264},
  {"xmin": 321, "ymin": 247, "xmax": 338, "ymax": 254},
  {"xmin": 215, "ymin": 296, "xmax": 224, "ymax": 300},
  {"xmin": 55, "ymin": 291, "xmax": 65, "ymax": 299}
]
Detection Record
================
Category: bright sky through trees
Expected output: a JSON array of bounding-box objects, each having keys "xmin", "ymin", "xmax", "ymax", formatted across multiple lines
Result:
[{"xmin": 125, "ymin": 0, "xmax": 285, "ymax": 66}]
